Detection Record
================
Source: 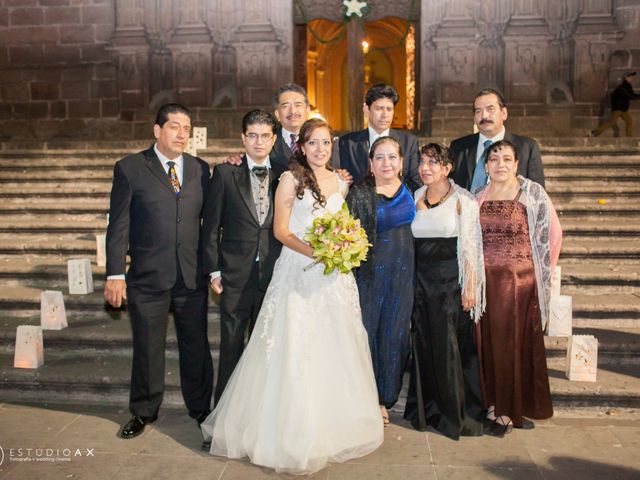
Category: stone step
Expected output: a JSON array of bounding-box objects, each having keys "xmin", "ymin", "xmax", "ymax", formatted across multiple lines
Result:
[
  {"xmin": 1, "ymin": 337, "xmax": 638, "ymax": 410},
  {"xmin": 559, "ymin": 261, "xmax": 640, "ymax": 288},
  {"xmin": 0, "ymin": 312, "xmax": 221, "ymax": 354},
  {"xmin": 0, "ymin": 182, "xmax": 111, "ymax": 195},
  {"xmin": 0, "ymin": 198, "xmax": 109, "ymax": 215},
  {"xmin": 0, "ymin": 217, "xmax": 106, "ymax": 234},
  {"xmin": 0, "ymin": 286, "xmax": 221, "ymax": 316},
  {"xmin": 560, "ymin": 238, "xmax": 640, "ymax": 259},
  {"xmin": 0, "ymin": 233, "xmax": 97, "ymax": 255}
]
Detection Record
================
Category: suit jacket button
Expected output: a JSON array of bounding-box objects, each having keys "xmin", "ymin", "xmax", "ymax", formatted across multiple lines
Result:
[{"xmin": 177, "ymin": 218, "xmax": 181, "ymax": 223}]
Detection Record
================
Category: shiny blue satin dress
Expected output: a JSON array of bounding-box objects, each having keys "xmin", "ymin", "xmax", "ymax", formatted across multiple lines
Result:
[{"xmin": 354, "ymin": 184, "xmax": 416, "ymax": 408}]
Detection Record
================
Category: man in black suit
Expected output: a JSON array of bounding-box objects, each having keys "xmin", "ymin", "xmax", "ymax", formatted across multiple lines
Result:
[
  {"xmin": 201, "ymin": 109, "xmax": 282, "ymax": 403},
  {"xmin": 270, "ymin": 83, "xmax": 311, "ymax": 176},
  {"xmin": 450, "ymin": 88, "xmax": 545, "ymax": 192},
  {"xmin": 105, "ymin": 103, "xmax": 214, "ymax": 439},
  {"xmin": 336, "ymin": 83, "xmax": 421, "ymax": 190}
]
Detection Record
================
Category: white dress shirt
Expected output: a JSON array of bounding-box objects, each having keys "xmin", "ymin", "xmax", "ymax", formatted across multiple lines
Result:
[{"xmin": 368, "ymin": 126, "xmax": 390, "ymax": 153}]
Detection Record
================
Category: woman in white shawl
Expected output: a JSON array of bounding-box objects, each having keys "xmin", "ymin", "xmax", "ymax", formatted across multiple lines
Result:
[
  {"xmin": 403, "ymin": 143, "xmax": 486, "ymax": 440},
  {"xmin": 475, "ymin": 139, "xmax": 562, "ymax": 436}
]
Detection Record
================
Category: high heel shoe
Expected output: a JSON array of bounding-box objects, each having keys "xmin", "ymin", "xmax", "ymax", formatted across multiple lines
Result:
[{"xmin": 486, "ymin": 417, "xmax": 513, "ymax": 437}]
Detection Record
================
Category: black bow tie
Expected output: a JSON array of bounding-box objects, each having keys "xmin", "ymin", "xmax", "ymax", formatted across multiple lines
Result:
[{"xmin": 252, "ymin": 165, "xmax": 269, "ymax": 181}]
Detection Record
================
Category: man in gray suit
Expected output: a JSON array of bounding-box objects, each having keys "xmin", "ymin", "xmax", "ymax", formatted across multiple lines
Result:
[{"xmin": 450, "ymin": 88, "xmax": 545, "ymax": 192}]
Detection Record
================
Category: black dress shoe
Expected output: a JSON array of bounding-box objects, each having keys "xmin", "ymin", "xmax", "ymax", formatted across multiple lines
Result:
[
  {"xmin": 514, "ymin": 418, "xmax": 535, "ymax": 430},
  {"xmin": 196, "ymin": 410, "xmax": 212, "ymax": 426},
  {"xmin": 201, "ymin": 439, "xmax": 212, "ymax": 451},
  {"xmin": 120, "ymin": 414, "xmax": 157, "ymax": 439}
]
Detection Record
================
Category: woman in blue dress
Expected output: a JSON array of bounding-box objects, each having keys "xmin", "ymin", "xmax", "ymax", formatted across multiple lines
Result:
[{"xmin": 347, "ymin": 136, "xmax": 416, "ymax": 425}]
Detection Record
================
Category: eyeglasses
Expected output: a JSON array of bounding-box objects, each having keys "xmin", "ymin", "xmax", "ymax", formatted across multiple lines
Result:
[{"xmin": 245, "ymin": 133, "xmax": 274, "ymax": 143}]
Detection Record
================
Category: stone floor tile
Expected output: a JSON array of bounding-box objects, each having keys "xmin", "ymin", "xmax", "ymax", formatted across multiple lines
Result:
[
  {"xmin": 2, "ymin": 452, "xmax": 124, "ymax": 480},
  {"xmin": 344, "ymin": 423, "xmax": 430, "ymax": 465},
  {"xmin": 220, "ymin": 460, "xmax": 328, "ymax": 479},
  {"xmin": 328, "ymin": 463, "xmax": 435, "ymax": 480},
  {"xmin": 111, "ymin": 454, "xmax": 227, "ymax": 480},
  {"xmin": 433, "ymin": 466, "xmax": 543, "ymax": 480},
  {"xmin": 427, "ymin": 430, "xmax": 536, "ymax": 468}
]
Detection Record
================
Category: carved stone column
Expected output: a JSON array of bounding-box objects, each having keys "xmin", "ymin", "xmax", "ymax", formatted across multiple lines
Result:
[
  {"xmin": 502, "ymin": 1, "xmax": 551, "ymax": 103},
  {"xmin": 573, "ymin": 2, "xmax": 622, "ymax": 102},
  {"xmin": 231, "ymin": 0, "xmax": 285, "ymax": 107},
  {"xmin": 108, "ymin": 0, "xmax": 150, "ymax": 110},
  {"xmin": 167, "ymin": 0, "xmax": 212, "ymax": 106},
  {"xmin": 546, "ymin": 0, "xmax": 580, "ymax": 105},
  {"xmin": 347, "ymin": 20, "xmax": 364, "ymax": 130}
]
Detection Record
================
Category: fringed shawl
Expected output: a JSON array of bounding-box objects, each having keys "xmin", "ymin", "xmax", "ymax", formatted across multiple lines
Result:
[
  {"xmin": 476, "ymin": 176, "xmax": 563, "ymax": 328},
  {"xmin": 414, "ymin": 180, "xmax": 486, "ymax": 322},
  {"xmin": 345, "ymin": 176, "xmax": 378, "ymax": 279}
]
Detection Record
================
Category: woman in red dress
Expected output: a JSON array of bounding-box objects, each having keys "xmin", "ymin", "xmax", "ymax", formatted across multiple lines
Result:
[{"xmin": 475, "ymin": 139, "xmax": 562, "ymax": 436}]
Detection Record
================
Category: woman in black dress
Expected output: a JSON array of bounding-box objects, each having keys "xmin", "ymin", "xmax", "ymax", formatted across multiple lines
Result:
[{"xmin": 403, "ymin": 143, "xmax": 486, "ymax": 440}]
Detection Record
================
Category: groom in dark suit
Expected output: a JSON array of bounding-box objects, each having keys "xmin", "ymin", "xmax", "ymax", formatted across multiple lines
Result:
[
  {"xmin": 336, "ymin": 83, "xmax": 421, "ymax": 190},
  {"xmin": 105, "ymin": 103, "xmax": 214, "ymax": 439},
  {"xmin": 201, "ymin": 109, "xmax": 282, "ymax": 403},
  {"xmin": 450, "ymin": 88, "xmax": 545, "ymax": 192}
]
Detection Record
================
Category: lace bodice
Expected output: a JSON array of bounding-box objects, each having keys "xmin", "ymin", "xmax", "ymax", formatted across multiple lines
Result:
[
  {"xmin": 480, "ymin": 200, "xmax": 532, "ymax": 266},
  {"xmin": 284, "ymin": 172, "xmax": 348, "ymax": 241}
]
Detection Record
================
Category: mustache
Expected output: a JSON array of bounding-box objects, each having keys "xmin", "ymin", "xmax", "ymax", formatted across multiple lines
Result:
[{"xmin": 479, "ymin": 119, "xmax": 494, "ymax": 125}]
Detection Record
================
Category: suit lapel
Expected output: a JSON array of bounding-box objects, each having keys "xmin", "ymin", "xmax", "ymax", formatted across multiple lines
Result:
[
  {"xmin": 355, "ymin": 130, "xmax": 370, "ymax": 174},
  {"xmin": 144, "ymin": 147, "xmax": 175, "ymax": 194},
  {"xmin": 181, "ymin": 154, "xmax": 198, "ymax": 193},
  {"xmin": 263, "ymin": 168, "xmax": 277, "ymax": 226},
  {"xmin": 233, "ymin": 157, "xmax": 260, "ymax": 225},
  {"xmin": 466, "ymin": 134, "xmax": 480, "ymax": 181}
]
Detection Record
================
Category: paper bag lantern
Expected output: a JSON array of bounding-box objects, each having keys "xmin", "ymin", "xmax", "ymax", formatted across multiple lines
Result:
[
  {"xmin": 566, "ymin": 335, "xmax": 598, "ymax": 382},
  {"xmin": 68, "ymin": 258, "xmax": 94, "ymax": 294},
  {"xmin": 184, "ymin": 139, "xmax": 197, "ymax": 157},
  {"xmin": 40, "ymin": 290, "xmax": 67, "ymax": 330},
  {"xmin": 550, "ymin": 266, "xmax": 562, "ymax": 296},
  {"xmin": 548, "ymin": 295, "xmax": 572, "ymax": 337},
  {"xmin": 96, "ymin": 233, "xmax": 106, "ymax": 268},
  {"xmin": 14, "ymin": 325, "xmax": 44, "ymax": 369},
  {"xmin": 192, "ymin": 127, "xmax": 207, "ymax": 149}
]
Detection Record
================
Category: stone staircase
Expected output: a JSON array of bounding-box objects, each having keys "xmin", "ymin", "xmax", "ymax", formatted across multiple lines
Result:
[{"xmin": 0, "ymin": 138, "xmax": 638, "ymax": 414}]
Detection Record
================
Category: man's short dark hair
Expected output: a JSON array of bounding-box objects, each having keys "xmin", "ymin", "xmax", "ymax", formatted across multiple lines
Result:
[
  {"xmin": 365, "ymin": 84, "xmax": 400, "ymax": 107},
  {"xmin": 273, "ymin": 83, "xmax": 309, "ymax": 108},
  {"xmin": 624, "ymin": 71, "xmax": 637, "ymax": 79},
  {"xmin": 155, "ymin": 103, "xmax": 192, "ymax": 127},
  {"xmin": 473, "ymin": 88, "xmax": 507, "ymax": 110},
  {"xmin": 242, "ymin": 109, "xmax": 277, "ymax": 135}
]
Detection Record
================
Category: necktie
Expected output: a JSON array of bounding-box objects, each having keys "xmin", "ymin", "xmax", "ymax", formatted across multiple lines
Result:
[
  {"xmin": 252, "ymin": 165, "xmax": 268, "ymax": 181},
  {"xmin": 251, "ymin": 165, "xmax": 269, "ymax": 224},
  {"xmin": 167, "ymin": 161, "xmax": 181, "ymax": 194},
  {"xmin": 289, "ymin": 133, "xmax": 299, "ymax": 156},
  {"xmin": 470, "ymin": 139, "xmax": 493, "ymax": 193}
]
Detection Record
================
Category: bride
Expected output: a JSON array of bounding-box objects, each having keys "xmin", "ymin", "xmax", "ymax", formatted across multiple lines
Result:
[{"xmin": 201, "ymin": 118, "xmax": 383, "ymax": 475}]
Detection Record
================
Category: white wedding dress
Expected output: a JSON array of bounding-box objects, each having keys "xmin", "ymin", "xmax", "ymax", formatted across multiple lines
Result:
[{"xmin": 201, "ymin": 173, "xmax": 383, "ymax": 475}]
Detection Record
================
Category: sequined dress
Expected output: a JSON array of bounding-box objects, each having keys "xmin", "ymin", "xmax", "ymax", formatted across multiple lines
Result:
[
  {"xmin": 201, "ymin": 173, "xmax": 383, "ymax": 474},
  {"xmin": 477, "ymin": 194, "xmax": 553, "ymax": 427},
  {"xmin": 354, "ymin": 183, "xmax": 416, "ymax": 408}
]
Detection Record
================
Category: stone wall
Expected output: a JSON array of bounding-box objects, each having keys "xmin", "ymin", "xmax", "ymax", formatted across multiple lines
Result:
[
  {"xmin": 0, "ymin": 0, "xmax": 117, "ymax": 139},
  {"xmin": 0, "ymin": 0, "xmax": 638, "ymax": 139}
]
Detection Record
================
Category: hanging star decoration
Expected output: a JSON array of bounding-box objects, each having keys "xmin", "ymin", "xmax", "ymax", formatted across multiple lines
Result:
[{"xmin": 343, "ymin": 0, "xmax": 368, "ymax": 18}]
